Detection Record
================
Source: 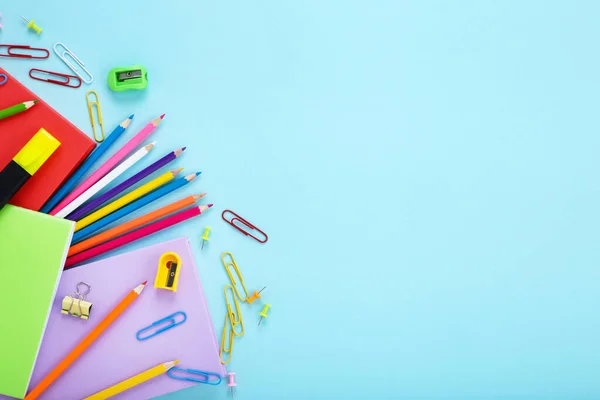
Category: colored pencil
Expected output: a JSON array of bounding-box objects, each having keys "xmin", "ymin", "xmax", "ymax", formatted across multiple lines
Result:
[
  {"xmin": 41, "ymin": 115, "xmax": 133, "ymax": 213},
  {"xmin": 65, "ymin": 205, "xmax": 213, "ymax": 268},
  {"xmin": 68, "ymin": 147, "xmax": 186, "ymax": 221},
  {"xmin": 83, "ymin": 360, "xmax": 179, "ymax": 400},
  {"xmin": 24, "ymin": 282, "xmax": 147, "ymax": 400},
  {"xmin": 54, "ymin": 143, "xmax": 156, "ymax": 219},
  {"xmin": 50, "ymin": 114, "xmax": 165, "ymax": 216},
  {"xmin": 71, "ymin": 173, "xmax": 201, "ymax": 244},
  {"xmin": 74, "ymin": 168, "xmax": 181, "ymax": 231},
  {"xmin": 70, "ymin": 192, "xmax": 206, "ymax": 254},
  {"xmin": 0, "ymin": 100, "xmax": 38, "ymax": 120}
]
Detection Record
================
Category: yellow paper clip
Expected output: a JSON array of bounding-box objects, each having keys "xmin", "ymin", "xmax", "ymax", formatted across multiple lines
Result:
[
  {"xmin": 224, "ymin": 285, "xmax": 244, "ymax": 337},
  {"xmin": 220, "ymin": 313, "xmax": 234, "ymax": 365},
  {"xmin": 221, "ymin": 252, "xmax": 249, "ymax": 302},
  {"xmin": 85, "ymin": 90, "xmax": 105, "ymax": 142}
]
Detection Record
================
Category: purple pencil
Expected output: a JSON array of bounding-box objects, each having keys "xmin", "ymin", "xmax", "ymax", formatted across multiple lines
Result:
[{"xmin": 66, "ymin": 147, "xmax": 186, "ymax": 221}]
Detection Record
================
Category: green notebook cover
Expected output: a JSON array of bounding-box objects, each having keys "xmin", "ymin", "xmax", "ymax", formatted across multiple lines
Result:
[{"xmin": 0, "ymin": 205, "xmax": 74, "ymax": 399}]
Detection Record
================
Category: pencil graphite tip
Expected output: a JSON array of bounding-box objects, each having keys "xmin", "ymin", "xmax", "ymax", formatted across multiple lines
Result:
[
  {"xmin": 208, "ymin": 204, "xmax": 214, "ymax": 208},
  {"xmin": 174, "ymin": 147, "xmax": 186, "ymax": 157},
  {"xmin": 195, "ymin": 172, "xmax": 202, "ymax": 176},
  {"xmin": 142, "ymin": 281, "xmax": 148, "ymax": 285},
  {"xmin": 160, "ymin": 113, "xmax": 166, "ymax": 119},
  {"xmin": 33, "ymin": 99, "xmax": 39, "ymax": 104},
  {"xmin": 129, "ymin": 114, "xmax": 134, "ymax": 119},
  {"xmin": 182, "ymin": 146, "xmax": 187, "ymax": 151}
]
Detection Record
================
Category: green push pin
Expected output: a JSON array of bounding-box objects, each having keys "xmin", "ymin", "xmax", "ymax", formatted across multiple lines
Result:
[
  {"xmin": 21, "ymin": 16, "xmax": 43, "ymax": 34},
  {"xmin": 201, "ymin": 227, "xmax": 211, "ymax": 250}
]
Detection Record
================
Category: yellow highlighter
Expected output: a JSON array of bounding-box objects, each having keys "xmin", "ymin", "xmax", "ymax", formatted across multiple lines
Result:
[
  {"xmin": 0, "ymin": 128, "xmax": 60, "ymax": 210},
  {"xmin": 83, "ymin": 360, "xmax": 179, "ymax": 400},
  {"xmin": 75, "ymin": 169, "xmax": 180, "ymax": 231}
]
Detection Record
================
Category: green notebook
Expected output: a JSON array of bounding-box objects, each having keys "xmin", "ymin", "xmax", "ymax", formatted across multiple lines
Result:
[{"xmin": 0, "ymin": 205, "xmax": 74, "ymax": 399}]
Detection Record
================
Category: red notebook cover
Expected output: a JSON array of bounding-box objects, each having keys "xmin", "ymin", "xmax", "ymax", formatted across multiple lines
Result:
[{"xmin": 0, "ymin": 67, "xmax": 95, "ymax": 211}]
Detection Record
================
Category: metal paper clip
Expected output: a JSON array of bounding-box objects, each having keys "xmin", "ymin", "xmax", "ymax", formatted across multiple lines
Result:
[
  {"xmin": 222, "ymin": 252, "xmax": 249, "ymax": 302},
  {"xmin": 53, "ymin": 42, "xmax": 93, "ymax": 84},
  {"xmin": 29, "ymin": 69, "xmax": 82, "ymax": 88},
  {"xmin": 225, "ymin": 285, "xmax": 244, "ymax": 336},
  {"xmin": 86, "ymin": 90, "xmax": 105, "ymax": 142},
  {"xmin": 0, "ymin": 44, "xmax": 49, "ymax": 59},
  {"xmin": 136, "ymin": 311, "xmax": 187, "ymax": 341},
  {"xmin": 222, "ymin": 210, "xmax": 268, "ymax": 243},
  {"xmin": 220, "ymin": 313, "xmax": 234, "ymax": 365},
  {"xmin": 0, "ymin": 74, "xmax": 7, "ymax": 86},
  {"xmin": 167, "ymin": 368, "xmax": 222, "ymax": 385},
  {"xmin": 61, "ymin": 282, "xmax": 93, "ymax": 320}
]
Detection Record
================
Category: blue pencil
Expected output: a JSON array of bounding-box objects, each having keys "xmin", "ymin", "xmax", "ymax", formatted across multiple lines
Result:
[
  {"xmin": 40, "ymin": 115, "xmax": 134, "ymax": 213},
  {"xmin": 71, "ymin": 172, "xmax": 200, "ymax": 243}
]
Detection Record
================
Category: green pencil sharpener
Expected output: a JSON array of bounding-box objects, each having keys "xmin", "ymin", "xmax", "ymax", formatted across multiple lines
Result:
[{"xmin": 107, "ymin": 65, "xmax": 148, "ymax": 92}]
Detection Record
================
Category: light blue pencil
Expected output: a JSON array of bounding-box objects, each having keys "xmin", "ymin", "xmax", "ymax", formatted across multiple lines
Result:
[
  {"xmin": 40, "ymin": 115, "xmax": 134, "ymax": 213},
  {"xmin": 71, "ymin": 172, "xmax": 200, "ymax": 243}
]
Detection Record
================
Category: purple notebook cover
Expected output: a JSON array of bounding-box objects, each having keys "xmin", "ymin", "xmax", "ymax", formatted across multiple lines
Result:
[{"xmin": 8, "ymin": 237, "xmax": 224, "ymax": 400}]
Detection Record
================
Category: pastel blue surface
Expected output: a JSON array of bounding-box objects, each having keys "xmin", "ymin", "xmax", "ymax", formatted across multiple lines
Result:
[{"xmin": 2, "ymin": 1, "xmax": 600, "ymax": 399}]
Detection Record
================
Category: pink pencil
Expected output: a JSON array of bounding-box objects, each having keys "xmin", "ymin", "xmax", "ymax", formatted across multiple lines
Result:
[
  {"xmin": 50, "ymin": 115, "xmax": 165, "ymax": 216},
  {"xmin": 64, "ymin": 204, "xmax": 212, "ymax": 268}
]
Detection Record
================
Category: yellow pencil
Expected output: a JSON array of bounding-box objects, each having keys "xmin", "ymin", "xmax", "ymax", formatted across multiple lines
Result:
[
  {"xmin": 83, "ymin": 360, "xmax": 179, "ymax": 400},
  {"xmin": 75, "ymin": 169, "xmax": 181, "ymax": 231}
]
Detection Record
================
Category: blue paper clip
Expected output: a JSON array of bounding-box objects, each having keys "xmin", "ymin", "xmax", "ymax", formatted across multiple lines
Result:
[
  {"xmin": 167, "ymin": 367, "xmax": 222, "ymax": 385},
  {"xmin": 136, "ymin": 311, "xmax": 187, "ymax": 341},
  {"xmin": 0, "ymin": 74, "xmax": 7, "ymax": 86}
]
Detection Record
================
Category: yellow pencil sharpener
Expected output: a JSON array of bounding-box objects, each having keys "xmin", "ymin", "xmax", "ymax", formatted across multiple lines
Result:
[{"xmin": 154, "ymin": 252, "xmax": 182, "ymax": 292}]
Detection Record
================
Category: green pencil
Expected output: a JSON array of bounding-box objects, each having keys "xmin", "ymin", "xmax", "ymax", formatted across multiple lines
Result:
[{"xmin": 0, "ymin": 100, "xmax": 39, "ymax": 121}]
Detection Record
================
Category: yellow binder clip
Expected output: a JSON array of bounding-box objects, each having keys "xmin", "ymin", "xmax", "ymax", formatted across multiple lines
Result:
[
  {"xmin": 224, "ymin": 285, "xmax": 244, "ymax": 337},
  {"xmin": 85, "ymin": 90, "xmax": 105, "ymax": 142},
  {"xmin": 220, "ymin": 313, "xmax": 234, "ymax": 365},
  {"xmin": 221, "ymin": 252, "xmax": 249, "ymax": 302}
]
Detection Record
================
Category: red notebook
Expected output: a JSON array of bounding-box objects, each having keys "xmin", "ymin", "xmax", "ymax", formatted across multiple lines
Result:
[{"xmin": 0, "ymin": 67, "xmax": 95, "ymax": 211}]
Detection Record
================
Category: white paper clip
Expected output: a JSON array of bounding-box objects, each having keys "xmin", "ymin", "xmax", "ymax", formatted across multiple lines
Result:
[{"xmin": 53, "ymin": 42, "xmax": 93, "ymax": 84}]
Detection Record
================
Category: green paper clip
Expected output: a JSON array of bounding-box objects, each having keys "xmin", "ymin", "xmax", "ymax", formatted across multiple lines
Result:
[{"xmin": 107, "ymin": 65, "xmax": 148, "ymax": 92}]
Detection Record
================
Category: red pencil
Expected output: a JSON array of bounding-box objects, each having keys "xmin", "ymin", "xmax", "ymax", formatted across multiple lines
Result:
[{"xmin": 64, "ymin": 205, "xmax": 213, "ymax": 268}]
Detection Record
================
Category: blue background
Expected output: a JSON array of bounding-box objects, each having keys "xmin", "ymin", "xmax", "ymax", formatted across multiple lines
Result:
[{"xmin": 2, "ymin": 0, "xmax": 600, "ymax": 399}]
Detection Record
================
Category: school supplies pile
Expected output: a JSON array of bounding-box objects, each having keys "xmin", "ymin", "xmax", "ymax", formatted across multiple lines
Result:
[{"xmin": 0, "ymin": 11, "xmax": 273, "ymax": 399}]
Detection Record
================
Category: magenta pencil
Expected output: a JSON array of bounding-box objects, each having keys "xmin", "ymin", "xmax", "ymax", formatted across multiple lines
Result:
[
  {"xmin": 50, "ymin": 115, "xmax": 165, "ymax": 216},
  {"xmin": 64, "ymin": 204, "xmax": 212, "ymax": 268}
]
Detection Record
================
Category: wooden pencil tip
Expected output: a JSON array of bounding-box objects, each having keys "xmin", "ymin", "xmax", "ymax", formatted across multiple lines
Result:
[
  {"xmin": 172, "ymin": 168, "xmax": 183, "ymax": 175},
  {"xmin": 192, "ymin": 193, "xmax": 207, "ymax": 200}
]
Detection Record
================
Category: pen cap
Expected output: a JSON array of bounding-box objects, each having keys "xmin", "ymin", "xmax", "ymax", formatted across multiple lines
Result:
[{"xmin": 13, "ymin": 128, "xmax": 61, "ymax": 175}]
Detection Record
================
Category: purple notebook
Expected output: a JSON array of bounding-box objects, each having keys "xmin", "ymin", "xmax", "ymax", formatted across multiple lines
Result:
[{"xmin": 13, "ymin": 238, "xmax": 224, "ymax": 400}]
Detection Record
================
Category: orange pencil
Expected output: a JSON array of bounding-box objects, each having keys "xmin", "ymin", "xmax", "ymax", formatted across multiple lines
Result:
[
  {"xmin": 68, "ymin": 194, "xmax": 206, "ymax": 257},
  {"xmin": 25, "ymin": 282, "xmax": 147, "ymax": 400}
]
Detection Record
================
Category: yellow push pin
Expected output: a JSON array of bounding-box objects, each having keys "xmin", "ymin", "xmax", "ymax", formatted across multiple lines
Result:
[
  {"xmin": 21, "ymin": 16, "xmax": 43, "ymax": 34},
  {"xmin": 246, "ymin": 286, "xmax": 266, "ymax": 304},
  {"xmin": 201, "ymin": 226, "xmax": 211, "ymax": 250},
  {"xmin": 258, "ymin": 303, "xmax": 271, "ymax": 326}
]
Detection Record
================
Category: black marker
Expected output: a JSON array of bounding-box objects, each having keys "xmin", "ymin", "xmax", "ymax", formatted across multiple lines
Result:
[{"xmin": 0, "ymin": 128, "xmax": 60, "ymax": 210}]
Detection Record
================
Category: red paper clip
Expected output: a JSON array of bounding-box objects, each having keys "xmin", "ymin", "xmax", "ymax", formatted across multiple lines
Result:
[
  {"xmin": 29, "ymin": 69, "xmax": 82, "ymax": 88},
  {"xmin": 222, "ymin": 210, "xmax": 268, "ymax": 243},
  {"xmin": 0, "ymin": 44, "xmax": 49, "ymax": 59}
]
